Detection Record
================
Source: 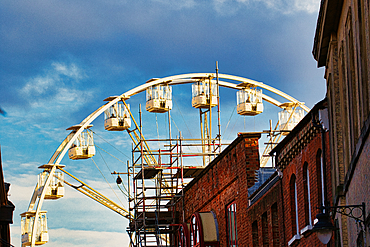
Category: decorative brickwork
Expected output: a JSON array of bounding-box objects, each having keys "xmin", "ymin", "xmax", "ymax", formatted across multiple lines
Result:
[{"xmin": 271, "ymin": 100, "xmax": 333, "ymax": 246}]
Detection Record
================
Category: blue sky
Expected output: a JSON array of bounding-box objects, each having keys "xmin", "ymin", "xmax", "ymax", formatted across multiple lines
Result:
[{"xmin": 0, "ymin": 0, "xmax": 325, "ymax": 246}]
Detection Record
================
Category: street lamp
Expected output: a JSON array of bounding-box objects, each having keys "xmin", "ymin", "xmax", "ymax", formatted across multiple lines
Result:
[{"xmin": 312, "ymin": 203, "xmax": 366, "ymax": 244}]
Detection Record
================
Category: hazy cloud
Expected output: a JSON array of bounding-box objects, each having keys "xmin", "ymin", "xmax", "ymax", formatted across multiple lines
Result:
[
  {"xmin": 17, "ymin": 62, "xmax": 93, "ymax": 122},
  {"xmin": 213, "ymin": 0, "xmax": 320, "ymax": 15}
]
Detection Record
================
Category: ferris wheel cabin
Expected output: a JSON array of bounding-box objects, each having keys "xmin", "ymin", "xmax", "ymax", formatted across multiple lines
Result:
[
  {"xmin": 192, "ymin": 79, "xmax": 218, "ymax": 108},
  {"xmin": 278, "ymin": 103, "xmax": 305, "ymax": 135},
  {"xmin": 21, "ymin": 211, "xmax": 48, "ymax": 246},
  {"xmin": 146, "ymin": 84, "xmax": 173, "ymax": 113},
  {"xmin": 104, "ymin": 101, "xmax": 131, "ymax": 131},
  {"xmin": 37, "ymin": 171, "xmax": 64, "ymax": 200},
  {"xmin": 68, "ymin": 128, "xmax": 96, "ymax": 160},
  {"xmin": 236, "ymin": 88, "xmax": 264, "ymax": 116}
]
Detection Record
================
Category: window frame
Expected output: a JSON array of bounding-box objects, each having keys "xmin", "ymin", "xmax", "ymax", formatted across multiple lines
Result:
[{"xmin": 226, "ymin": 201, "xmax": 238, "ymax": 247}]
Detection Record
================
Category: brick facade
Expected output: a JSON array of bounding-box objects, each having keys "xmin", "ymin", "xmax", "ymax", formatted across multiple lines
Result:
[
  {"xmin": 172, "ymin": 101, "xmax": 334, "ymax": 247},
  {"xmin": 247, "ymin": 175, "xmax": 284, "ymax": 247},
  {"xmin": 271, "ymin": 100, "xmax": 332, "ymax": 246},
  {"xmin": 172, "ymin": 133, "xmax": 261, "ymax": 246}
]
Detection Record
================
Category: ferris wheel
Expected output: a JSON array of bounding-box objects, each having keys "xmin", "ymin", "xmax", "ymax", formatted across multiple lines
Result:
[{"xmin": 21, "ymin": 72, "xmax": 309, "ymax": 247}]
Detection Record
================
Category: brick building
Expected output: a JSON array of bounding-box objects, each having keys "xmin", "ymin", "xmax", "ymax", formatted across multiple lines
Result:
[
  {"xmin": 271, "ymin": 99, "xmax": 332, "ymax": 246},
  {"xmin": 171, "ymin": 100, "xmax": 334, "ymax": 247},
  {"xmin": 247, "ymin": 171, "xmax": 284, "ymax": 246},
  {"xmin": 172, "ymin": 133, "xmax": 262, "ymax": 246},
  {"xmin": 313, "ymin": 0, "xmax": 370, "ymax": 245}
]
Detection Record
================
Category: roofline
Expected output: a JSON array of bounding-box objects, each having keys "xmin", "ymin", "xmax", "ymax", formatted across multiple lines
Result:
[
  {"xmin": 181, "ymin": 132, "xmax": 261, "ymax": 194},
  {"xmin": 312, "ymin": 0, "xmax": 344, "ymax": 67},
  {"xmin": 248, "ymin": 171, "xmax": 280, "ymax": 206},
  {"xmin": 270, "ymin": 98, "xmax": 327, "ymax": 156}
]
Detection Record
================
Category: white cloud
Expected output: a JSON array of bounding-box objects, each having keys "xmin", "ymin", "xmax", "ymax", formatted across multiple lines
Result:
[
  {"xmin": 214, "ymin": 0, "xmax": 320, "ymax": 15},
  {"xmin": 5, "ymin": 61, "xmax": 95, "ymax": 142},
  {"xmin": 151, "ymin": 0, "xmax": 196, "ymax": 9},
  {"xmin": 10, "ymin": 227, "xmax": 130, "ymax": 247},
  {"xmin": 48, "ymin": 228, "xmax": 130, "ymax": 247},
  {"xmin": 52, "ymin": 62, "xmax": 85, "ymax": 80},
  {"xmin": 20, "ymin": 62, "xmax": 88, "ymax": 101}
]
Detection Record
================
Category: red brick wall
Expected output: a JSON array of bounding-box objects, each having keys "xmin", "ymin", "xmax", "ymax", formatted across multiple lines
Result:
[
  {"xmin": 173, "ymin": 133, "xmax": 260, "ymax": 246},
  {"xmin": 280, "ymin": 130, "xmax": 332, "ymax": 246},
  {"xmin": 246, "ymin": 179, "xmax": 285, "ymax": 247}
]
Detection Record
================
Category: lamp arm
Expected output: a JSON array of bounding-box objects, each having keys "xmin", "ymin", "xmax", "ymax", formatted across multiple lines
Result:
[{"xmin": 327, "ymin": 203, "xmax": 366, "ymax": 223}]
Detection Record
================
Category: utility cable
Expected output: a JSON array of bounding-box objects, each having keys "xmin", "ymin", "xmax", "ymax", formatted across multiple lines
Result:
[
  {"xmin": 90, "ymin": 157, "xmax": 126, "ymax": 207},
  {"xmin": 223, "ymin": 106, "xmax": 237, "ymax": 141},
  {"xmin": 96, "ymin": 147, "xmax": 130, "ymax": 197},
  {"xmin": 93, "ymin": 131, "xmax": 131, "ymax": 160}
]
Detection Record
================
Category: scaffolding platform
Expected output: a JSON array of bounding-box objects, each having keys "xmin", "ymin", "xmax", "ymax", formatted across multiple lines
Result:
[
  {"xmin": 174, "ymin": 167, "xmax": 204, "ymax": 178},
  {"xmin": 134, "ymin": 168, "xmax": 162, "ymax": 180}
]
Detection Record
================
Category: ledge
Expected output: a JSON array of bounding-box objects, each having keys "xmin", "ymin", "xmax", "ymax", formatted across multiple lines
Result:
[
  {"xmin": 288, "ymin": 234, "xmax": 301, "ymax": 246},
  {"xmin": 300, "ymin": 225, "xmax": 313, "ymax": 235}
]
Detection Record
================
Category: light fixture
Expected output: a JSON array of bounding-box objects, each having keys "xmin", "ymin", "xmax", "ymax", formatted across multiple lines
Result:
[
  {"xmin": 312, "ymin": 203, "xmax": 366, "ymax": 244},
  {"xmin": 312, "ymin": 211, "xmax": 336, "ymax": 244}
]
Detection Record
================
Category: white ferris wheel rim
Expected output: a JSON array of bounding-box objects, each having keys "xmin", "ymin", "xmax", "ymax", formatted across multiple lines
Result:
[{"xmin": 28, "ymin": 72, "xmax": 310, "ymax": 247}]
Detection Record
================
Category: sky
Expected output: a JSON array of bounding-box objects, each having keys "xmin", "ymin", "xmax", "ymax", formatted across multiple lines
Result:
[{"xmin": 0, "ymin": 0, "xmax": 326, "ymax": 246}]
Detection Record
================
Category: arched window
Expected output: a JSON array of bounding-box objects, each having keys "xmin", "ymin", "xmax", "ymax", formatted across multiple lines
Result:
[
  {"xmin": 190, "ymin": 212, "xmax": 220, "ymax": 247},
  {"xmin": 262, "ymin": 212, "xmax": 269, "ymax": 246},
  {"xmin": 178, "ymin": 223, "xmax": 190, "ymax": 247},
  {"xmin": 271, "ymin": 203, "xmax": 279, "ymax": 247},
  {"xmin": 316, "ymin": 149, "xmax": 323, "ymax": 207},
  {"xmin": 303, "ymin": 162, "xmax": 312, "ymax": 227},
  {"xmin": 252, "ymin": 221, "xmax": 258, "ymax": 247},
  {"xmin": 289, "ymin": 174, "xmax": 299, "ymax": 237},
  {"xmin": 226, "ymin": 202, "xmax": 238, "ymax": 247},
  {"xmin": 191, "ymin": 214, "xmax": 202, "ymax": 247}
]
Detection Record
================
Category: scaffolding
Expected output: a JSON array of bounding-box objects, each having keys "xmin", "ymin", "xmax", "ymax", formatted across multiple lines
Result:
[{"xmin": 127, "ymin": 134, "xmax": 221, "ymax": 247}]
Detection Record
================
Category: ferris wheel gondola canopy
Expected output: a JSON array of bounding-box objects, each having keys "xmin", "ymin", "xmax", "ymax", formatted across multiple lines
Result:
[
  {"xmin": 21, "ymin": 211, "xmax": 49, "ymax": 246},
  {"xmin": 191, "ymin": 79, "xmax": 218, "ymax": 108},
  {"xmin": 236, "ymin": 88, "xmax": 264, "ymax": 116},
  {"xmin": 104, "ymin": 102, "xmax": 131, "ymax": 131},
  {"xmin": 278, "ymin": 103, "xmax": 305, "ymax": 135},
  {"xmin": 146, "ymin": 85, "xmax": 173, "ymax": 113},
  {"xmin": 37, "ymin": 171, "xmax": 64, "ymax": 200},
  {"xmin": 68, "ymin": 129, "xmax": 95, "ymax": 160}
]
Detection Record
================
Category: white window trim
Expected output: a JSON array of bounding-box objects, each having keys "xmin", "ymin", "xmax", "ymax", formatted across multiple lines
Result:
[
  {"xmin": 294, "ymin": 182, "xmax": 299, "ymax": 236},
  {"xmin": 288, "ymin": 234, "xmax": 301, "ymax": 246},
  {"xmin": 307, "ymin": 169, "xmax": 312, "ymax": 224},
  {"xmin": 300, "ymin": 224, "xmax": 313, "ymax": 235}
]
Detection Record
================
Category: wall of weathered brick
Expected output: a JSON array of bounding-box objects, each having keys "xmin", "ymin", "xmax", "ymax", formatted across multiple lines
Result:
[
  {"xmin": 279, "ymin": 130, "xmax": 332, "ymax": 247},
  {"xmin": 246, "ymin": 178, "xmax": 284, "ymax": 246},
  {"xmin": 173, "ymin": 133, "xmax": 261, "ymax": 246}
]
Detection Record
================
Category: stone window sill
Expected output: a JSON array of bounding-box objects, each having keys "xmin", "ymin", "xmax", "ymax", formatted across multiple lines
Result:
[
  {"xmin": 300, "ymin": 225, "xmax": 313, "ymax": 235},
  {"xmin": 288, "ymin": 234, "xmax": 301, "ymax": 246}
]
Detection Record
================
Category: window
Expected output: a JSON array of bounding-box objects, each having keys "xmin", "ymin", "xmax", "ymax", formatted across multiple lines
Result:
[
  {"xmin": 226, "ymin": 202, "xmax": 238, "ymax": 247},
  {"xmin": 271, "ymin": 203, "xmax": 279, "ymax": 247},
  {"xmin": 178, "ymin": 223, "xmax": 190, "ymax": 247},
  {"xmin": 252, "ymin": 221, "xmax": 258, "ymax": 247},
  {"xmin": 191, "ymin": 214, "xmax": 201, "ymax": 247},
  {"xmin": 316, "ymin": 149, "xmax": 323, "ymax": 207},
  {"xmin": 345, "ymin": 10, "xmax": 360, "ymax": 150},
  {"xmin": 262, "ymin": 212, "xmax": 269, "ymax": 246},
  {"xmin": 357, "ymin": 230, "xmax": 364, "ymax": 247},
  {"xmin": 290, "ymin": 174, "xmax": 299, "ymax": 237},
  {"xmin": 303, "ymin": 162, "xmax": 312, "ymax": 226}
]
